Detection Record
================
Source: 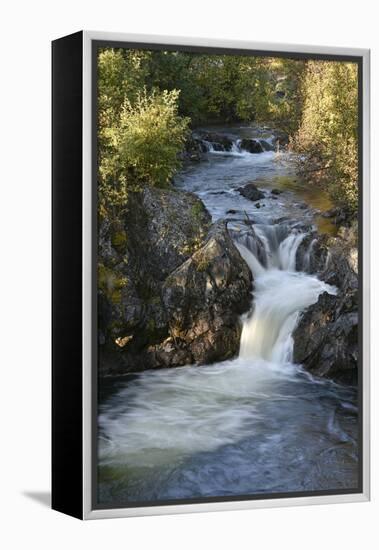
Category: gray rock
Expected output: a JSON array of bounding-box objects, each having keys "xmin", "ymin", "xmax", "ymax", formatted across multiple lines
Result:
[
  {"xmin": 293, "ymin": 235, "xmax": 358, "ymax": 384},
  {"xmin": 160, "ymin": 221, "xmax": 252, "ymax": 365},
  {"xmin": 240, "ymin": 138, "xmax": 264, "ymax": 154},
  {"xmin": 98, "ymin": 188, "xmax": 252, "ymax": 375},
  {"xmin": 180, "ymin": 134, "xmax": 207, "ymax": 162},
  {"xmin": 195, "ymin": 131, "xmax": 234, "ymax": 152},
  {"xmin": 238, "ymin": 183, "xmax": 265, "ymax": 202}
]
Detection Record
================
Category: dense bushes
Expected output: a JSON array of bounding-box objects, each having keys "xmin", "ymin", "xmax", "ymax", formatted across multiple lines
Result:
[
  {"xmin": 98, "ymin": 49, "xmax": 189, "ymax": 211},
  {"xmin": 145, "ymin": 52, "xmax": 304, "ymax": 130},
  {"xmin": 99, "ymin": 86, "xmax": 189, "ymax": 209},
  {"xmin": 98, "ymin": 48, "xmax": 359, "ymax": 217},
  {"xmin": 293, "ymin": 61, "xmax": 358, "ymax": 214}
]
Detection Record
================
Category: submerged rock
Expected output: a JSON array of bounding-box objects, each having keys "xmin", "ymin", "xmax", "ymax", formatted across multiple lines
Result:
[
  {"xmin": 293, "ymin": 234, "xmax": 358, "ymax": 385},
  {"xmin": 238, "ymin": 183, "xmax": 265, "ymax": 202},
  {"xmin": 98, "ymin": 187, "xmax": 252, "ymax": 375}
]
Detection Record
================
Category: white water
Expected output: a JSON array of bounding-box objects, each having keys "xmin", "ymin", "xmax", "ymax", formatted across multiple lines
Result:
[
  {"xmin": 240, "ymin": 269, "xmax": 334, "ymax": 363},
  {"xmin": 99, "ymin": 228, "xmax": 338, "ymax": 472},
  {"xmin": 98, "ymin": 127, "xmax": 358, "ymax": 503},
  {"xmin": 236, "ymin": 234, "xmax": 337, "ymax": 363}
]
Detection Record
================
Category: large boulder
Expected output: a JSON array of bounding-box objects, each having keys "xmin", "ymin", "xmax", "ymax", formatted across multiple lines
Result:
[
  {"xmin": 293, "ymin": 234, "xmax": 358, "ymax": 384},
  {"xmin": 158, "ymin": 221, "xmax": 252, "ymax": 365},
  {"xmin": 98, "ymin": 187, "xmax": 252, "ymax": 375}
]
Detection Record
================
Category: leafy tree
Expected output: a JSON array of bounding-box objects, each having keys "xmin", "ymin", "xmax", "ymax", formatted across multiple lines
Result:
[
  {"xmin": 116, "ymin": 88, "xmax": 189, "ymax": 188},
  {"xmin": 98, "ymin": 49, "xmax": 188, "ymax": 211},
  {"xmin": 97, "ymin": 47, "xmax": 358, "ymax": 217},
  {"xmin": 294, "ymin": 60, "xmax": 358, "ymax": 213}
]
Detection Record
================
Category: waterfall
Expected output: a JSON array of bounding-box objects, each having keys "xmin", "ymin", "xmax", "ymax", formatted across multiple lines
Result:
[
  {"xmin": 202, "ymin": 140, "xmax": 214, "ymax": 152},
  {"xmin": 98, "ymin": 127, "xmax": 358, "ymax": 503},
  {"xmin": 196, "ymin": 135, "xmax": 276, "ymax": 158},
  {"xmin": 278, "ymin": 233, "xmax": 306, "ymax": 271},
  {"xmin": 236, "ymin": 231, "xmax": 337, "ymax": 364},
  {"xmin": 303, "ymin": 238, "xmax": 317, "ymax": 272}
]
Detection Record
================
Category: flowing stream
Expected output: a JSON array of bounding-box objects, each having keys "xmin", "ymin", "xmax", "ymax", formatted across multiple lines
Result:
[{"xmin": 98, "ymin": 126, "xmax": 358, "ymax": 505}]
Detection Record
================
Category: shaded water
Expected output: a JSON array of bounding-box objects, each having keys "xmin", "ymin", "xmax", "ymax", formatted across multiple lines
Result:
[{"xmin": 98, "ymin": 126, "xmax": 358, "ymax": 505}]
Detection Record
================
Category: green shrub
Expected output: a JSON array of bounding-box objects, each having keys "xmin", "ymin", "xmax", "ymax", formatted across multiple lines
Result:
[
  {"xmin": 294, "ymin": 61, "xmax": 358, "ymax": 214},
  {"xmin": 116, "ymin": 88, "xmax": 189, "ymax": 188},
  {"xmin": 98, "ymin": 48, "xmax": 189, "ymax": 211}
]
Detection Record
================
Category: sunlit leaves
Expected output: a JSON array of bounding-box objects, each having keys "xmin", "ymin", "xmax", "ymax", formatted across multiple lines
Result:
[{"xmin": 295, "ymin": 61, "xmax": 358, "ymax": 213}]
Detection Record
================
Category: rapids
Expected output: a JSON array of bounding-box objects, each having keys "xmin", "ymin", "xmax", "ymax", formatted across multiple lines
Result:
[{"xmin": 98, "ymin": 126, "xmax": 358, "ymax": 504}]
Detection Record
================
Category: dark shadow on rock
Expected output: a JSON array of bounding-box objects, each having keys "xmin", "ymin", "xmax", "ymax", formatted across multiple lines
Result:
[{"xmin": 23, "ymin": 491, "xmax": 51, "ymax": 508}]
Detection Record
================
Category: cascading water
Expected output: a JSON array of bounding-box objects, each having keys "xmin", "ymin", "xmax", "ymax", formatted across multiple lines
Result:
[
  {"xmin": 235, "ymin": 230, "xmax": 337, "ymax": 364},
  {"xmin": 98, "ymin": 126, "xmax": 358, "ymax": 505}
]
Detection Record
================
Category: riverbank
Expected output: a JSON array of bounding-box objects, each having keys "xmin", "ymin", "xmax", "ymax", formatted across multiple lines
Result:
[
  {"xmin": 98, "ymin": 125, "xmax": 358, "ymax": 383},
  {"xmin": 97, "ymin": 124, "xmax": 359, "ymax": 504}
]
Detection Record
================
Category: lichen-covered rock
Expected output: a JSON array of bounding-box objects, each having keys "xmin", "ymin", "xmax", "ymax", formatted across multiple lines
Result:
[
  {"xmin": 159, "ymin": 221, "xmax": 252, "ymax": 365},
  {"xmin": 98, "ymin": 187, "xmax": 211, "ymax": 375},
  {"xmin": 293, "ymin": 234, "xmax": 358, "ymax": 385},
  {"xmin": 98, "ymin": 188, "xmax": 252, "ymax": 375}
]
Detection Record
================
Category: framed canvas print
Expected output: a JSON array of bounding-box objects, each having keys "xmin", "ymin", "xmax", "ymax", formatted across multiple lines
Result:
[{"xmin": 52, "ymin": 31, "xmax": 370, "ymax": 519}]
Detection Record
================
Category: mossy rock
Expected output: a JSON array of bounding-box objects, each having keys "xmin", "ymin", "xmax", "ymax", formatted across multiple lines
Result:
[
  {"xmin": 98, "ymin": 263, "xmax": 128, "ymax": 304},
  {"xmin": 111, "ymin": 229, "xmax": 127, "ymax": 250}
]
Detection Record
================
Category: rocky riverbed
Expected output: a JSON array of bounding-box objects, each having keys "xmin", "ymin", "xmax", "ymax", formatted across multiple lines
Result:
[
  {"xmin": 98, "ymin": 125, "xmax": 358, "ymax": 385},
  {"xmin": 97, "ymin": 125, "xmax": 359, "ymax": 505}
]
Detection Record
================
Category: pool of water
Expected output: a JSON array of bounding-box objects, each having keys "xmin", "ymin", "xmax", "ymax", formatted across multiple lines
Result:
[{"xmin": 97, "ymin": 126, "xmax": 358, "ymax": 506}]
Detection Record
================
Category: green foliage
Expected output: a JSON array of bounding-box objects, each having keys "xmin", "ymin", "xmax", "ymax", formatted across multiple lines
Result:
[
  {"xmin": 190, "ymin": 201, "xmax": 205, "ymax": 221},
  {"xmin": 117, "ymin": 89, "xmax": 189, "ymax": 188},
  {"xmin": 127, "ymin": 50, "xmax": 305, "ymax": 128},
  {"xmin": 294, "ymin": 61, "xmax": 358, "ymax": 213},
  {"xmin": 97, "ymin": 47, "xmax": 358, "ymax": 216},
  {"xmin": 97, "ymin": 49, "xmax": 189, "ymax": 211},
  {"xmin": 98, "ymin": 263, "xmax": 128, "ymax": 305}
]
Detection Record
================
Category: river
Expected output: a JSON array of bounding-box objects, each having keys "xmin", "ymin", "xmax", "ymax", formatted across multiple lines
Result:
[{"xmin": 97, "ymin": 126, "xmax": 359, "ymax": 505}]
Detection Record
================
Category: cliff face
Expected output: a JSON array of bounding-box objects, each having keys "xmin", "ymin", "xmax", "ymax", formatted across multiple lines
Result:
[
  {"xmin": 98, "ymin": 187, "xmax": 252, "ymax": 376},
  {"xmin": 294, "ymin": 231, "xmax": 358, "ymax": 385}
]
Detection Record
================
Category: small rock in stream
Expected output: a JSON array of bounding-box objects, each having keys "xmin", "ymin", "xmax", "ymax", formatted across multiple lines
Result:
[{"xmin": 238, "ymin": 183, "xmax": 265, "ymax": 202}]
